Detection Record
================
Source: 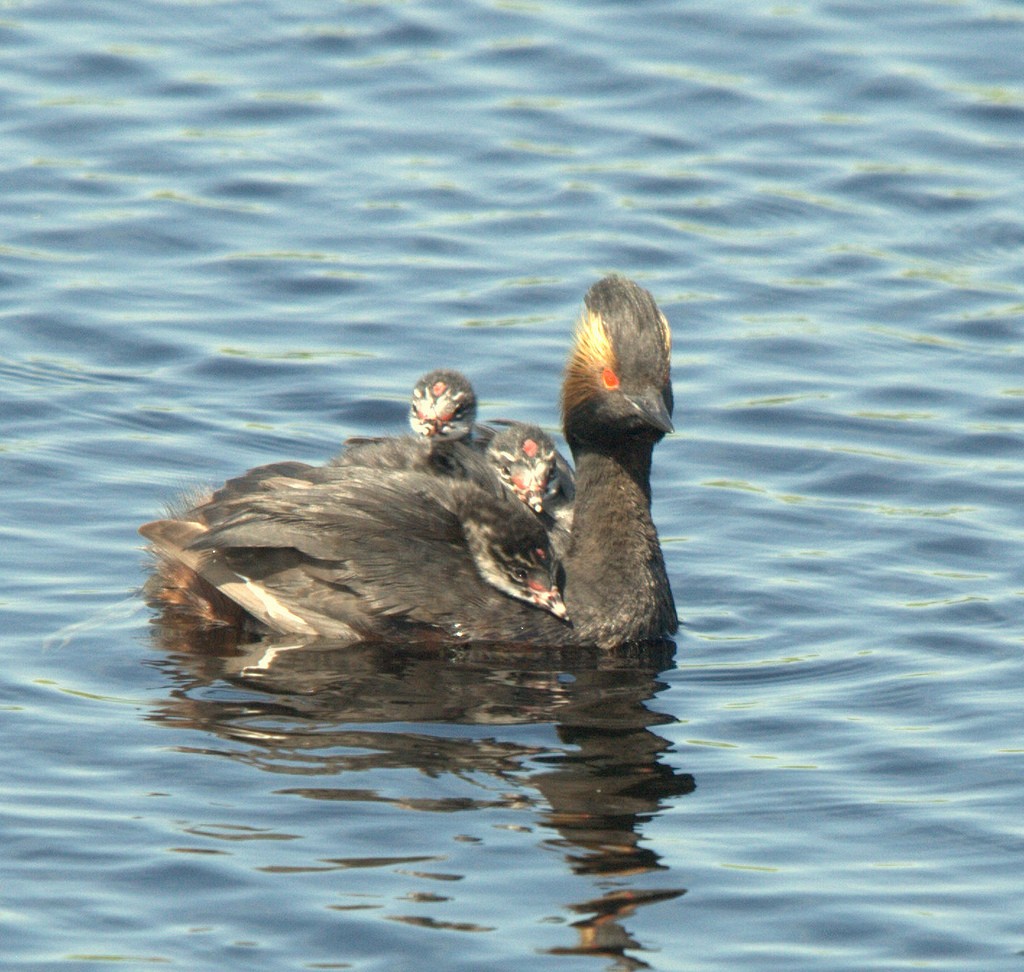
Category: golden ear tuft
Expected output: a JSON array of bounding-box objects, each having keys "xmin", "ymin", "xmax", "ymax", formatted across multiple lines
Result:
[
  {"xmin": 657, "ymin": 310, "xmax": 671, "ymax": 357},
  {"xmin": 657, "ymin": 310, "xmax": 672, "ymax": 383},
  {"xmin": 575, "ymin": 308, "xmax": 615, "ymax": 370},
  {"xmin": 561, "ymin": 308, "xmax": 618, "ymax": 419}
]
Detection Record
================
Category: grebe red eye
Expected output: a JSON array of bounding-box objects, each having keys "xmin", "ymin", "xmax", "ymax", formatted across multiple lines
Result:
[{"xmin": 601, "ymin": 367, "xmax": 619, "ymax": 389}]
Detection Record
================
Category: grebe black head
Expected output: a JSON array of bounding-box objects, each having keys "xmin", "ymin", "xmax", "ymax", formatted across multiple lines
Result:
[
  {"xmin": 409, "ymin": 369, "xmax": 478, "ymax": 441},
  {"xmin": 561, "ymin": 276, "xmax": 673, "ymax": 452}
]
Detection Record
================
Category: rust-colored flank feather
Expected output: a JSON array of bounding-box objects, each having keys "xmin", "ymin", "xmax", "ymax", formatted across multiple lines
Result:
[{"xmin": 144, "ymin": 553, "xmax": 250, "ymax": 631}]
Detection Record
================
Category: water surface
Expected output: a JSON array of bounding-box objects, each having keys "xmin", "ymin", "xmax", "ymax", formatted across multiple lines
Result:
[{"xmin": 3, "ymin": 1, "xmax": 1023, "ymax": 969}]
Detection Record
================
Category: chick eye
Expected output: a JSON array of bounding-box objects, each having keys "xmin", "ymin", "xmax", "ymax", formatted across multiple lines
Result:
[
  {"xmin": 601, "ymin": 367, "xmax": 620, "ymax": 390},
  {"xmin": 512, "ymin": 567, "xmax": 527, "ymax": 581}
]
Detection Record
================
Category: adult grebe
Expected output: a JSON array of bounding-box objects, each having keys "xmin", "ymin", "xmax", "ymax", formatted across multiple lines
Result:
[{"xmin": 140, "ymin": 275, "xmax": 676, "ymax": 648}]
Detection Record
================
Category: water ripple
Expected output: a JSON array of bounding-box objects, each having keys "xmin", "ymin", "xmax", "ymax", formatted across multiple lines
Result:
[{"xmin": 4, "ymin": 1, "xmax": 1024, "ymax": 969}]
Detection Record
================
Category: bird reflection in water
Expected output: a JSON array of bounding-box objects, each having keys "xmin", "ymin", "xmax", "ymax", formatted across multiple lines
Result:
[{"xmin": 146, "ymin": 632, "xmax": 693, "ymax": 969}]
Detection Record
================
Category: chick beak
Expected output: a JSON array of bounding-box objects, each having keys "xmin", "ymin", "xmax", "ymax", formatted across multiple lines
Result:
[
  {"xmin": 527, "ymin": 578, "xmax": 568, "ymax": 620},
  {"xmin": 511, "ymin": 468, "xmax": 548, "ymax": 513}
]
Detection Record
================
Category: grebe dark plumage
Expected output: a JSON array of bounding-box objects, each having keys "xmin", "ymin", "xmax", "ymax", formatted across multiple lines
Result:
[{"xmin": 140, "ymin": 275, "xmax": 676, "ymax": 648}]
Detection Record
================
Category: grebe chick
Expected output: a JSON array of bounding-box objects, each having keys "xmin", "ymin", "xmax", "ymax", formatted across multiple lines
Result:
[
  {"xmin": 409, "ymin": 368, "xmax": 477, "ymax": 441},
  {"xmin": 484, "ymin": 423, "xmax": 574, "ymax": 516},
  {"xmin": 332, "ymin": 369, "xmax": 478, "ymax": 474},
  {"xmin": 454, "ymin": 484, "xmax": 566, "ymax": 619}
]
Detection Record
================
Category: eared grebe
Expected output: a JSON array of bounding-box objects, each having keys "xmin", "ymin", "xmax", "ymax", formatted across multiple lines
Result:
[
  {"xmin": 140, "ymin": 275, "xmax": 676, "ymax": 648},
  {"xmin": 557, "ymin": 275, "xmax": 677, "ymax": 646}
]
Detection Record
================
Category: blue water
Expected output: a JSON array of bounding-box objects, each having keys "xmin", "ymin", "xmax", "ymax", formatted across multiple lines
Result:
[{"xmin": 3, "ymin": 0, "xmax": 1023, "ymax": 968}]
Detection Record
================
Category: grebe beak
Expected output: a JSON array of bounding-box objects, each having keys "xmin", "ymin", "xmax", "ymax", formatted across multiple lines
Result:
[
  {"xmin": 626, "ymin": 389, "xmax": 674, "ymax": 435},
  {"xmin": 527, "ymin": 579, "xmax": 568, "ymax": 620},
  {"xmin": 510, "ymin": 470, "xmax": 549, "ymax": 513}
]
